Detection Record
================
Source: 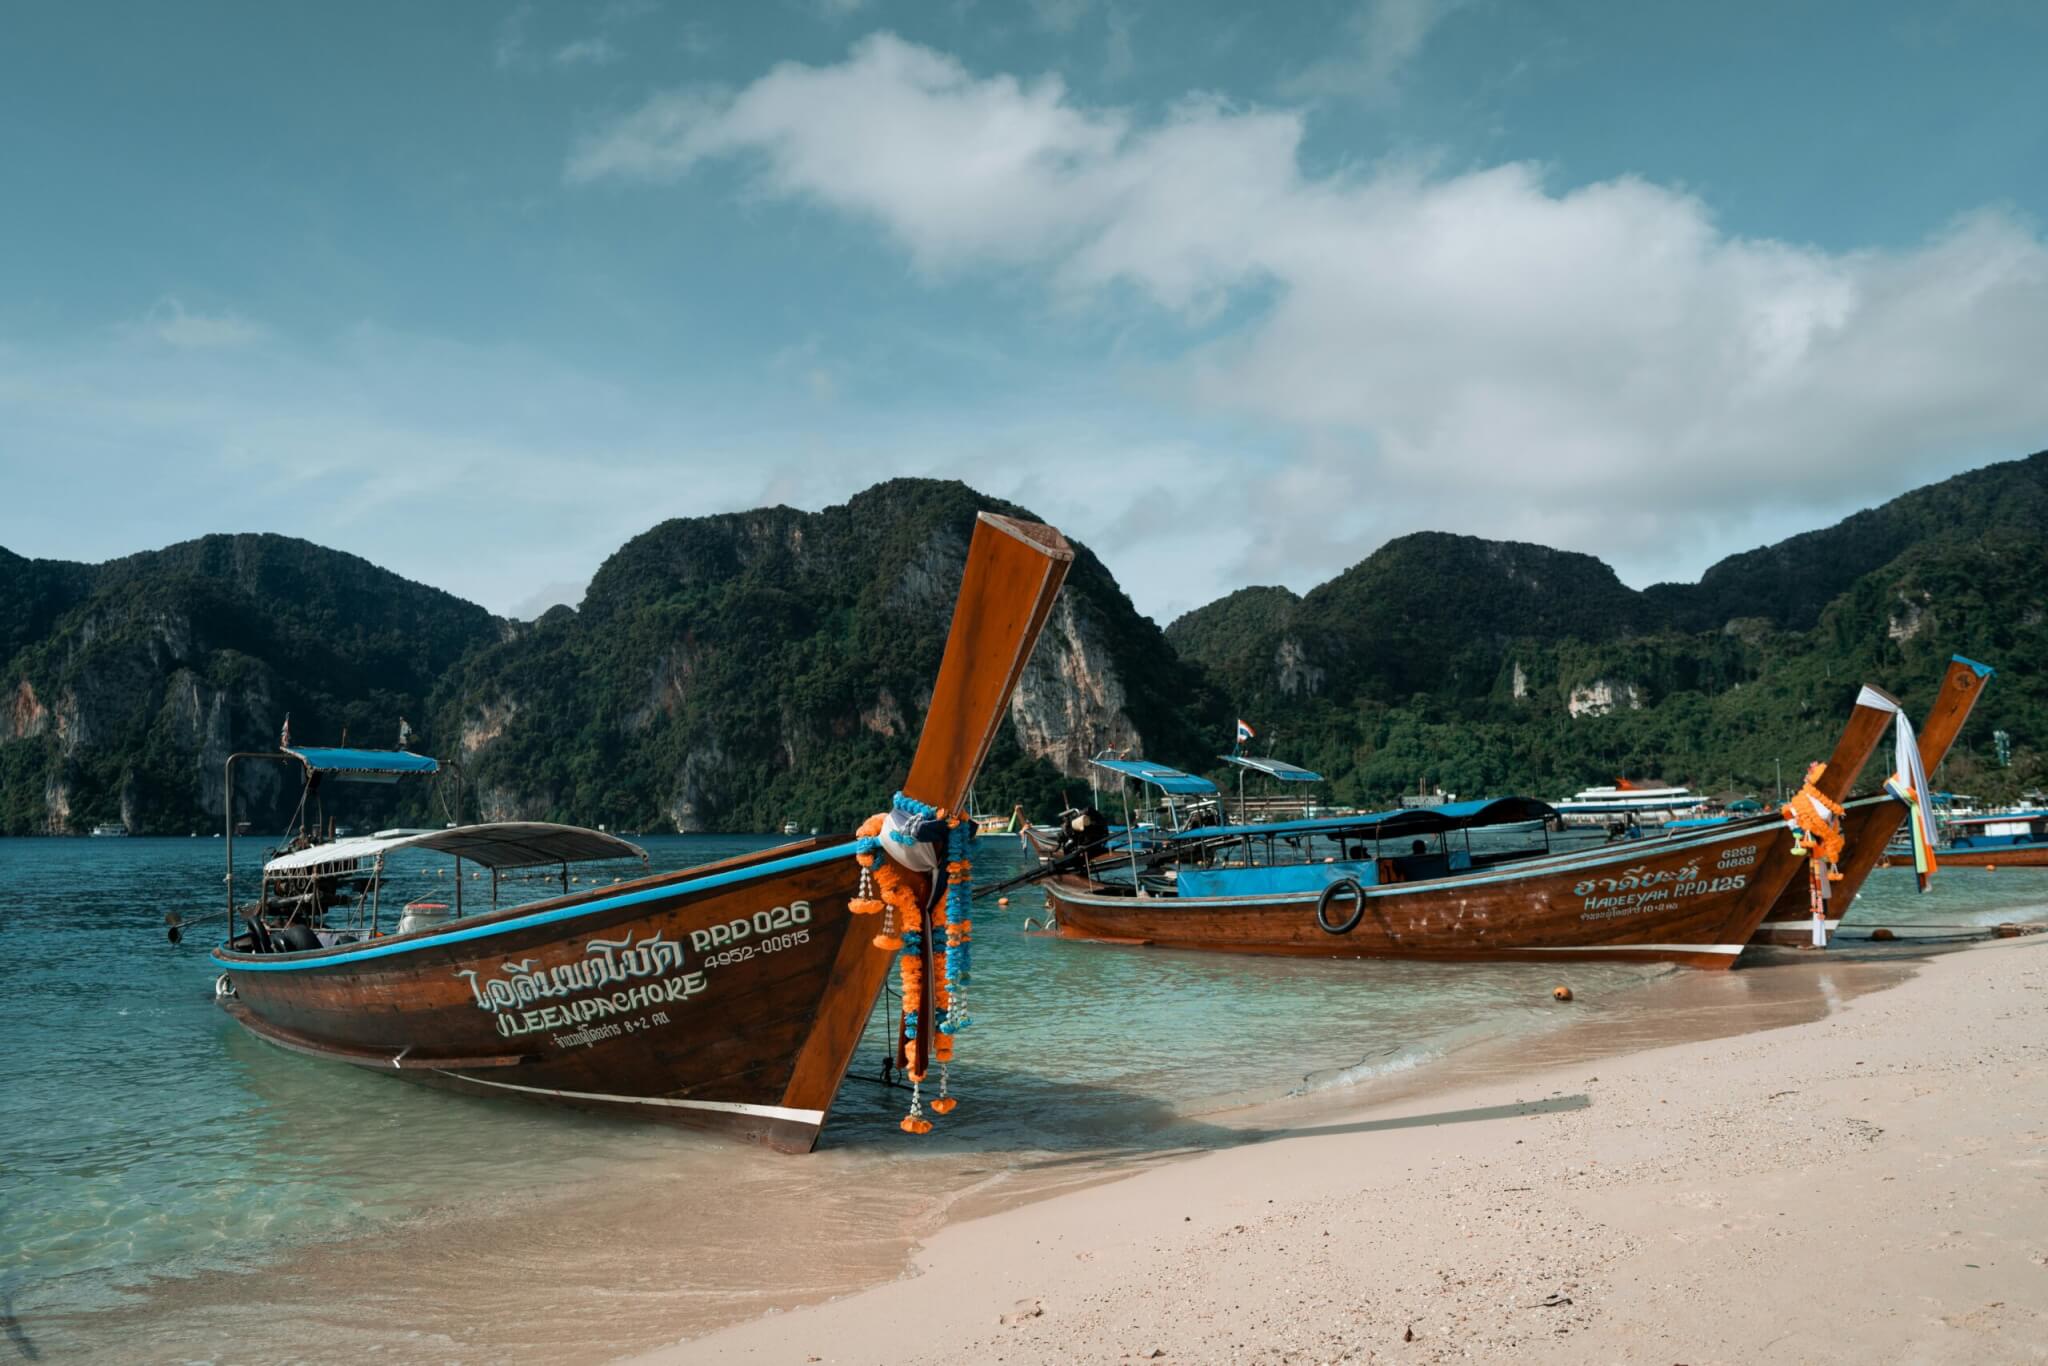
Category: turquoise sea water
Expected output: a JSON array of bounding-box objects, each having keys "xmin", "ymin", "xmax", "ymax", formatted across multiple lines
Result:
[{"xmin": 3, "ymin": 833, "xmax": 2044, "ymax": 1345}]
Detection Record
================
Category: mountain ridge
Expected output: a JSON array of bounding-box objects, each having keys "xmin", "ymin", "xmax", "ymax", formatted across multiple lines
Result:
[{"xmin": 4, "ymin": 453, "xmax": 2042, "ymax": 833}]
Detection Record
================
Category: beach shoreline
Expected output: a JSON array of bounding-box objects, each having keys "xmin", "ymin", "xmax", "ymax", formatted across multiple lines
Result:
[
  {"xmin": 638, "ymin": 934, "xmax": 2048, "ymax": 1365},
  {"xmin": 27, "ymin": 926, "xmax": 2042, "ymax": 1363}
]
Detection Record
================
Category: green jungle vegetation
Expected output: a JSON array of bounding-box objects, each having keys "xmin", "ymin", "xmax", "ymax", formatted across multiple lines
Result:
[
  {"xmin": 1167, "ymin": 451, "xmax": 2048, "ymax": 809},
  {"xmin": 2, "ymin": 453, "xmax": 2042, "ymax": 835}
]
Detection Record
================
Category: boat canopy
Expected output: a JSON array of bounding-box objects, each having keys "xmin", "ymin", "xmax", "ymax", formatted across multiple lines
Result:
[
  {"xmin": 284, "ymin": 746, "xmax": 441, "ymax": 781},
  {"xmin": 1948, "ymin": 810, "xmax": 2048, "ymax": 827},
  {"xmin": 264, "ymin": 822, "xmax": 646, "ymax": 876},
  {"xmin": 1219, "ymin": 755, "xmax": 1324, "ymax": 783},
  {"xmin": 1176, "ymin": 796, "xmax": 1555, "ymax": 843},
  {"xmin": 1089, "ymin": 758, "xmax": 1220, "ymax": 796}
]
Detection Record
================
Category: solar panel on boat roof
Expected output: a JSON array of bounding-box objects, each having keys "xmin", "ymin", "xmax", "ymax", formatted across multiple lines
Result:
[{"xmin": 1219, "ymin": 755, "xmax": 1324, "ymax": 782}]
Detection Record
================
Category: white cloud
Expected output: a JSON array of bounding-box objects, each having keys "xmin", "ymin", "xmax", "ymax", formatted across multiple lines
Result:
[
  {"xmin": 126, "ymin": 298, "xmax": 268, "ymax": 350},
  {"xmin": 1102, "ymin": 4, "xmax": 1137, "ymax": 82},
  {"xmin": 1283, "ymin": 0, "xmax": 1459, "ymax": 103},
  {"xmin": 493, "ymin": 4, "xmax": 534, "ymax": 70},
  {"xmin": 1029, "ymin": 0, "xmax": 1093, "ymax": 34},
  {"xmin": 554, "ymin": 36, "xmax": 623, "ymax": 66},
  {"xmin": 498, "ymin": 2, "xmax": 640, "ymax": 73},
  {"xmin": 566, "ymin": 33, "xmax": 2048, "ymax": 597}
]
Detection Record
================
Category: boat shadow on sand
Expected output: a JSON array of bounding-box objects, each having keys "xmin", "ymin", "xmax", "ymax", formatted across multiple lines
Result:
[{"xmin": 999, "ymin": 1093, "xmax": 1596, "ymax": 1177}]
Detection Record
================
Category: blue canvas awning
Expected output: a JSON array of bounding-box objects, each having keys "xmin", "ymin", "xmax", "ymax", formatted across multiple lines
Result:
[
  {"xmin": 1089, "ymin": 758, "xmax": 1219, "ymax": 796},
  {"xmin": 1175, "ymin": 796, "xmax": 1554, "ymax": 842},
  {"xmin": 1220, "ymin": 755, "xmax": 1324, "ymax": 782},
  {"xmin": 286, "ymin": 746, "xmax": 441, "ymax": 779},
  {"xmin": 1431, "ymin": 797, "xmax": 1556, "ymax": 826}
]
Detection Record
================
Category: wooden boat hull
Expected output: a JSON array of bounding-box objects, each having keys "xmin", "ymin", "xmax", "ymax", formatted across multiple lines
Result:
[
  {"xmin": 214, "ymin": 837, "xmax": 894, "ymax": 1152},
  {"xmin": 1047, "ymin": 816, "xmax": 1817, "ymax": 970},
  {"xmin": 208, "ymin": 510, "xmax": 1078, "ymax": 1151},
  {"xmin": 1048, "ymin": 683, "xmax": 1903, "ymax": 970},
  {"xmin": 1751, "ymin": 656, "xmax": 1994, "ymax": 947},
  {"xmin": 1880, "ymin": 843, "xmax": 2048, "ymax": 870}
]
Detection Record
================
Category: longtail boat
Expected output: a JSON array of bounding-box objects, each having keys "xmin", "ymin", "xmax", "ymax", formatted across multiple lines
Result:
[
  {"xmin": 1882, "ymin": 810, "xmax": 2048, "ymax": 870},
  {"xmin": 1018, "ymin": 757, "xmax": 1223, "ymax": 866},
  {"xmin": 1041, "ymin": 683, "xmax": 1903, "ymax": 969},
  {"xmin": 1749, "ymin": 655, "xmax": 1994, "ymax": 946},
  {"xmin": 208, "ymin": 512, "xmax": 1074, "ymax": 1151}
]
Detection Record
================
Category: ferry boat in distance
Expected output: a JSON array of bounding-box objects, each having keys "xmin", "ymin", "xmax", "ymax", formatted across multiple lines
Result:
[
  {"xmin": 90, "ymin": 822, "xmax": 128, "ymax": 837},
  {"xmin": 1552, "ymin": 779, "xmax": 1704, "ymax": 825}
]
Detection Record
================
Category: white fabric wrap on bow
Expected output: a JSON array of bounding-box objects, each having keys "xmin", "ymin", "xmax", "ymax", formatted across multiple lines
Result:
[{"xmin": 878, "ymin": 806, "xmax": 942, "ymax": 874}]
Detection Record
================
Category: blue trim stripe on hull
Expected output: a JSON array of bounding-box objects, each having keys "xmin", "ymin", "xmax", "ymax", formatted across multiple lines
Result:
[
  {"xmin": 1117, "ymin": 817, "xmax": 1781, "ymax": 910},
  {"xmin": 212, "ymin": 842, "xmax": 855, "ymax": 973}
]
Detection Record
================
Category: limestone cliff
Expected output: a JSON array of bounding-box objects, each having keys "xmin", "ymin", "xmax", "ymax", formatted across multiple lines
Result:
[
  {"xmin": 0, "ymin": 535, "xmax": 498, "ymax": 833},
  {"xmin": 433, "ymin": 480, "xmax": 1217, "ymax": 832}
]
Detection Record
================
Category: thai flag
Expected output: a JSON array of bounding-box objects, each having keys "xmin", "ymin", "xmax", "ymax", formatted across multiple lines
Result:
[{"xmin": 1235, "ymin": 718, "xmax": 1255, "ymax": 745}]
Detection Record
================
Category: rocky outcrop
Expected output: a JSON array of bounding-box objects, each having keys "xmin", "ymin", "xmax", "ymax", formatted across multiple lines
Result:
[
  {"xmin": 1007, "ymin": 596, "xmax": 1145, "ymax": 778},
  {"xmin": 625, "ymin": 644, "xmax": 697, "ymax": 733},
  {"xmin": 1275, "ymin": 639, "xmax": 1323, "ymax": 697},
  {"xmin": 861, "ymin": 688, "xmax": 906, "ymax": 738},
  {"xmin": 1567, "ymin": 679, "xmax": 1643, "ymax": 718},
  {"xmin": 10, "ymin": 680, "xmax": 47, "ymax": 739},
  {"xmin": 462, "ymin": 696, "xmax": 520, "ymax": 757},
  {"xmin": 1887, "ymin": 593, "xmax": 1931, "ymax": 642},
  {"xmin": 666, "ymin": 741, "xmax": 730, "ymax": 832}
]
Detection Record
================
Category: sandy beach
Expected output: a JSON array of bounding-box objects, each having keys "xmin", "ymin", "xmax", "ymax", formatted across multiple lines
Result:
[{"xmin": 642, "ymin": 935, "xmax": 2048, "ymax": 1365}]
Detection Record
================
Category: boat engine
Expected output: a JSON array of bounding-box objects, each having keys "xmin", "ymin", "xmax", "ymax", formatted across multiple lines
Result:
[{"xmin": 1059, "ymin": 805, "xmax": 1111, "ymax": 855}]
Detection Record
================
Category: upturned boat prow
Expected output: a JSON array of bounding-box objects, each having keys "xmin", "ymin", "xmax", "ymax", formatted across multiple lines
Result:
[
  {"xmin": 1044, "ymin": 684, "xmax": 1902, "ymax": 970},
  {"xmin": 1748, "ymin": 655, "xmax": 1995, "ymax": 948},
  {"xmin": 209, "ymin": 512, "xmax": 1073, "ymax": 1152}
]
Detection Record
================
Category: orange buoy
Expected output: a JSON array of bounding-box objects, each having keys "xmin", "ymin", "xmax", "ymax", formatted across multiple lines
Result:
[
  {"xmin": 998, "ymin": 896, "xmax": 1010, "ymax": 907},
  {"xmin": 1552, "ymin": 985, "xmax": 1573, "ymax": 1002},
  {"xmin": 1871, "ymin": 927, "xmax": 1896, "ymax": 941}
]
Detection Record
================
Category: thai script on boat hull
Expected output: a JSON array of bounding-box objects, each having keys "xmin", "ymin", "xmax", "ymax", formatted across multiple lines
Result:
[
  {"xmin": 494, "ymin": 976, "xmax": 707, "ymax": 1039},
  {"xmin": 1572, "ymin": 862, "xmax": 1702, "ymax": 898},
  {"xmin": 457, "ymin": 931, "xmax": 689, "ymax": 1014}
]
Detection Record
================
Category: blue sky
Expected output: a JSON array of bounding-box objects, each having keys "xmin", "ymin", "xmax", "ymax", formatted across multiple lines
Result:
[{"xmin": 3, "ymin": 0, "xmax": 2044, "ymax": 622}]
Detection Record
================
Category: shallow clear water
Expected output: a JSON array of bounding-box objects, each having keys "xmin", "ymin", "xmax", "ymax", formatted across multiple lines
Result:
[{"xmin": 2, "ymin": 834, "xmax": 2041, "ymax": 1334}]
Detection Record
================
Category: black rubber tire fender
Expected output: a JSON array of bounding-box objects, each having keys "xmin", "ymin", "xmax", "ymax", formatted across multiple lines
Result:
[{"xmin": 1315, "ymin": 876, "xmax": 1366, "ymax": 935}]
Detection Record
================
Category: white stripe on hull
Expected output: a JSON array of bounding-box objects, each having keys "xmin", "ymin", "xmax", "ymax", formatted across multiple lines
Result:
[
  {"xmin": 1511, "ymin": 943, "xmax": 1743, "ymax": 956},
  {"xmin": 436, "ymin": 1072, "xmax": 824, "ymax": 1126}
]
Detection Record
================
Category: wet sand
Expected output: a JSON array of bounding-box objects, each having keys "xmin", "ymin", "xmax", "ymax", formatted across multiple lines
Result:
[
  {"xmin": 643, "ymin": 934, "xmax": 2048, "ymax": 1365},
  {"xmin": 37, "ymin": 933, "xmax": 2005, "ymax": 1363}
]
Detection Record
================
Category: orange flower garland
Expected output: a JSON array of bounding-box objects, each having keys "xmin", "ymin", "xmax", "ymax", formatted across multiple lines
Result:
[
  {"xmin": 1781, "ymin": 760, "xmax": 1847, "ymax": 930},
  {"xmin": 850, "ymin": 795, "xmax": 978, "ymax": 1135}
]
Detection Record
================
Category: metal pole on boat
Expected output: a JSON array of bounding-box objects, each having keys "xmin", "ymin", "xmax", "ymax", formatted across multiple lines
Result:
[
  {"xmin": 1123, "ymin": 778, "xmax": 1142, "ymax": 893},
  {"xmin": 371, "ymin": 854, "xmax": 383, "ymax": 935},
  {"xmin": 454, "ymin": 855, "xmax": 463, "ymax": 917},
  {"xmin": 224, "ymin": 756, "xmax": 236, "ymax": 938}
]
